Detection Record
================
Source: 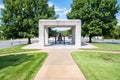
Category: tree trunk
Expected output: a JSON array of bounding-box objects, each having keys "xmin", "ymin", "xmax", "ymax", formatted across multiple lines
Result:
[
  {"xmin": 28, "ymin": 37, "xmax": 31, "ymax": 44},
  {"xmin": 89, "ymin": 36, "xmax": 92, "ymax": 43}
]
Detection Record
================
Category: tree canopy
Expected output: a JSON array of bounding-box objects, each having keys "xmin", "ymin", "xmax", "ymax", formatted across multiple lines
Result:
[
  {"xmin": 110, "ymin": 25, "xmax": 120, "ymax": 39},
  {"xmin": 62, "ymin": 29, "xmax": 72, "ymax": 36},
  {"xmin": 1, "ymin": 0, "xmax": 57, "ymax": 43},
  {"xmin": 67, "ymin": 0, "xmax": 120, "ymax": 42}
]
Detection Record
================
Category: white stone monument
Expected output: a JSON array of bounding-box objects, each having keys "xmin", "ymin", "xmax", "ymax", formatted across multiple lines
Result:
[{"xmin": 39, "ymin": 20, "xmax": 81, "ymax": 48}]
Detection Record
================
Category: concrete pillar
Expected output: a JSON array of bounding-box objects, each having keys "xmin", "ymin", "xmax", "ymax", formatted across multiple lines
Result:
[
  {"xmin": 44, "ymin": 27, "xmax": 49, "ymax": 45},
  {"xmin": 75, "ymin": 22, "xmax": 81, "ymax": 48},
  {"xmin": 72, "ymin": 27, "xmax": 75, "ymax": 44},
  {"xmin": 39, "ymin": 23, "xmax": 44, "ymax": 47}
]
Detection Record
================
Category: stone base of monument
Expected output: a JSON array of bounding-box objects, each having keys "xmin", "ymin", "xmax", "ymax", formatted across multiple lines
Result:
[
  {"xmin": 22, "ymin": 42, "xmax": 97, "ymax": 49},
  {"xmin": 48, "ymin": 37, "xmax": 72, "ymax": 45},
  {"xmin": 45, "ymin": 43, "xmax": 52, "ymax": 46}
]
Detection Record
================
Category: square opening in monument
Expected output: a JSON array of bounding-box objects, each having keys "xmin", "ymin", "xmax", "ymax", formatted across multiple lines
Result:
[{"xmin": 44, "ymin": 27, "xmax": 76, "ymax": 46}]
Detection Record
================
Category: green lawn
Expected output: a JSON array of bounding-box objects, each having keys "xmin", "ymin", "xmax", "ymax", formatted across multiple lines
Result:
[
  {"xmin": 72, "ymin": 51, "xmax": 120, "ymax": 80},
  {"xmin": 83, "ymin": 43, "xmax": 120, "ymax": 51},
  {"xmin": 0, "ymin": 52, "xmax": 47, "ymax": 80},
  {"xmin": 0, "ymin": 44, "xmax": 37, "ymax": 54}
]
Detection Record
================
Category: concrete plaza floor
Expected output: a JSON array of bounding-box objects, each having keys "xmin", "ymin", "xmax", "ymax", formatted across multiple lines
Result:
[{"xmin": 23, "ymin": 42, "xmax": 97, "ymax": 49}]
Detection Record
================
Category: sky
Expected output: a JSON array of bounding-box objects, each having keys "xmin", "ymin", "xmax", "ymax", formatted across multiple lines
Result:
[
  {"xmin": 0, "ymin": 0, "xmax": 120, "ymax": 30},
  {"xmin": 48, "ymin": 0, "xmax": 72, "ymax": 19}
]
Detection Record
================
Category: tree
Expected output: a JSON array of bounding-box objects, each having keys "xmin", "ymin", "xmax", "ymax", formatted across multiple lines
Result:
[
  {"xmin": 63, "ymin": 29, "xmax": 72, "ymax": 36},
  {"xmin": 1, "ymin": 0, "xmax": 21, "ymax": 39},
  {"xmin": 110, "ymin": 25, "xmax": 120, "ymax": 39},
  {"xmin": 48, "ymin": 28, "xmax": 58, "ymax": 37},
  {"xmin": 1, "ymin": 0, "xmax": 57, "ymax": 43},
  {"xmin": 67, "ymin": 0, "xmax": 120, "ymax": 42}
]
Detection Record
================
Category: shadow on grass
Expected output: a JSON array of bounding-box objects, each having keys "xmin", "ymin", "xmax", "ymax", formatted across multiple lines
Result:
[{"xmin": 0, "ymin": 54, "xmax": 34, "ymax": 69}]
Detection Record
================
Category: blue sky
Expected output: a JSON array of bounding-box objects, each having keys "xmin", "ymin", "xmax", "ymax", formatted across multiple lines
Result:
[
  {"xmin": 116, "ymin": 0, "xmax": 120, "ymax": 25},
  {"xmin": 48, "ymin": 0, "xmax": 72, "ymax": 19},
  {"xmin": 0, "ymin": 0, "xmax": 120, "ymax": 25}
]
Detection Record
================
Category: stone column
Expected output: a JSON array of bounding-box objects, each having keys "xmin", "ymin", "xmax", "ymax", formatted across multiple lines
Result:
[
  {"xmin": 75, "ymin": 21, "xmax": 81, "ymax": 48},
  {"xmin": 44, "ymin": 27, "xmax": 49, "ymax": 45},
  {"xmin": 39, "ymin": 23, "xmax": 44, "ymax": 47},
  {"xmin": 72, "ymin": 27, "xmax": 75, "ymax": 44}
]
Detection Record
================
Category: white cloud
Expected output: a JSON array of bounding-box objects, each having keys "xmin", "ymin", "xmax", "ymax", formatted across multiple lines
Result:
[
  {"xmin": 48, "ymin": 2, "xmax": 71, "ymax": 19},
  {"xmin": 55, "ymin": 7, "xmax": 66, "ymax": 12},
  {"xmin": 48, "ymin": 2, "xmax": 67, "ymax": 12},
  {"xmin": 64, "ymin": 9, "xmax": 71, "ymax": 14},
  {"xmin": 55, "ymin": 7, "xmax": 70, "ymax": 13},
  {"xmin": 48, "ymin": 2, "xmax": 54, "ymax": 7},
  {"xmin": 0, "ymin": 4, "xmax": 4, "ymax": 9},
  {"xmin": 57, "ymin": 9, "xmax": 70, "ymax": 17}
]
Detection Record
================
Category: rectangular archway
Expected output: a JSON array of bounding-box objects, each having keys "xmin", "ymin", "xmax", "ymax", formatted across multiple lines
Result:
[{"xmin": 39, "ymin": 20, "xmax": 81, "ymax": 48}]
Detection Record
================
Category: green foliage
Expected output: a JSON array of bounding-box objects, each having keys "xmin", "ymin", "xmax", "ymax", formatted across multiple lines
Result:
[
  {"xmin": 67, "ymin": 0, "xmax": 120, "ymax": 42},
  {"xmin": 0, "ymin": 31, "xmax": 3, "ymax": 40},
  {"xmin": 48, "ymin": 28, "xmax": 58, "ymax": 37},
  {"xmin": 110, "ymin": 25, "xmax": 120, "ymax": 39},
  {"xmin": 62, "ymin": 29, "xmax": 72, "ymax": 36},
  {"xmin": 1, "ymin": 0, "xmax": 57, "ymax": 43}
]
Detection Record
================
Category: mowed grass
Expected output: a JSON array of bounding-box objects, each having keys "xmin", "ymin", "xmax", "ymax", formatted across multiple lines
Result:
[
  {"xmin": 0, "ymin": 52, "xmax": 47, "ymax": 80},
  {"xmin": 83, "ymin": 43, "xmax": 120, "ymax": 51},
  {"xmin": 0, "ymin": 44, "xmax": 37, "ymax": 54},
  {"xmin": 72, "ymin": 52, "xmax": 120, "ymax": 80}
]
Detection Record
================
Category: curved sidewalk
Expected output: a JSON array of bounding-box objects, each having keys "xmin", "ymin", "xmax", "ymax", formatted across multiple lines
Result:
[{"xmin": 34, "ymin": 49, "xmax": 86, "ymax": 80}]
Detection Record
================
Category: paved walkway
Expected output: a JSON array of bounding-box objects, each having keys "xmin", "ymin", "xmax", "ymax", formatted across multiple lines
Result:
[{"xmin": 34, "ymin": 49, "xmax": 86, "ymax": 80}]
